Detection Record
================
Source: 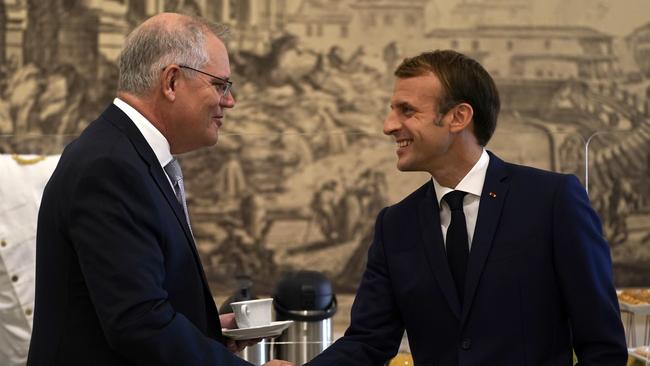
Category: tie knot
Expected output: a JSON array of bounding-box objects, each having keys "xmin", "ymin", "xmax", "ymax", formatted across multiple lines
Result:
[
  {"xmin": 164, "ymin": 158, "xmax": 183, "ymax": 183},
  {"xmin": 443, "ymin": 191, "xmax": 467, "ymax": 211}
]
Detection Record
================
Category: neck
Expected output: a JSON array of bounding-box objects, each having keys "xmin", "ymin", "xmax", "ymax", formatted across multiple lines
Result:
[
  {"xmin": 117, "ymin": 91, "xmax": 171, "ymax": 142},
  {"xmin": 431, "ymin": 144, "xmax": 483, "ymax": 188}
]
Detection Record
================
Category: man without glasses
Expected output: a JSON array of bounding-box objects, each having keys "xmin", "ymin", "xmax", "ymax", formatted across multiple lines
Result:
[{"xmin": 306, "ymin": 49, "xmax": 627, "ymax": 366}]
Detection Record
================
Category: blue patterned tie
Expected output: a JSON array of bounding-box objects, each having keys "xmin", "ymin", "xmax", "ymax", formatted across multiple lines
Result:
[{"xmin": 443, "ymin": 191, "xmax": 469, "ymax": 305}]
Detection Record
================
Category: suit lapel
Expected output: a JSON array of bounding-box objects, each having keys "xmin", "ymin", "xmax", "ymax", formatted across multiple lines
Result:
[
  {"xmin": 461, "ymin": 152, "xmax": 509, "ymax": 325},
  {"xmin": 101, "ymin": 105, "xmax": 212, "ymax": 287},
  {"xmin": 418, "ymin": 182, "xmax": 461, "ymax": 319},
  {"xmin": 101, "ymin": 104, "xmax": 222, "ymax": 341},
  {"xmin": 149, "ymin": 165, "xmax": 196, "ymax": 244},
  {"xmin": 102, "ymin": 105, "xmax": 196, "ymax": 244},
  {"xmin": 147, "ymin": 167, "xmax": 221, "ymax": 339}
]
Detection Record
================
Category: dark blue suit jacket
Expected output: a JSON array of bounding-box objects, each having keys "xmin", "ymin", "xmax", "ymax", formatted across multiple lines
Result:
[
  {"xmin": 307, "ymin": 152, "xmax": 627, "ymax": 366},
  {"xmin": 27, "ymin": 104, "xmax": 251, "ymax": 366}
]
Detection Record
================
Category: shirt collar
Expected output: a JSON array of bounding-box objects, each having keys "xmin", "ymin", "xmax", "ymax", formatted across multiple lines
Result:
[
  {"xmin": 432, "ymin": 149, "xmax": 490, "ymax": 207},
  {"xmin": 113, "ymin": 97, "xmax": 173, "ymax": 167}
]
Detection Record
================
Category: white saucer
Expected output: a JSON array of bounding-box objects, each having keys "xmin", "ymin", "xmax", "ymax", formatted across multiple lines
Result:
[{"xmin": 222, "ymin": 320, "xmax": 294, "ymax": 340}]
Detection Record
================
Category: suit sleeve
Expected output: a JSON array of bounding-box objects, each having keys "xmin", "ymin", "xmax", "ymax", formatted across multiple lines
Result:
[
  {"xmin": 551, "ymin": 175, "xmax": 627, "ymax": 366},
  {"xmin": 306, "ymin": 208, "xmax": 404, "ymax": 366},
  {"xmin": 67, "ymin": 155, "xmax": 251, "ymax": 366}
]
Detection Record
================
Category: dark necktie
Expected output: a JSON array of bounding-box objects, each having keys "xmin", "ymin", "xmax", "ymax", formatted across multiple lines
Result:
[{"xmin": 443, "ymin": 190, "xmax": 469, "ymax": 305}]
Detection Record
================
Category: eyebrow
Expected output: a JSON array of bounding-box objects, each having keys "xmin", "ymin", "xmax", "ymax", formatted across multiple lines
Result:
[{"xmin": 391, "ymin": 101, "xmax": 415, "ymax": 110}]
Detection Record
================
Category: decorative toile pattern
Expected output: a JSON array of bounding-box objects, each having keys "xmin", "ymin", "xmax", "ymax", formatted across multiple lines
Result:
[{"xmin": 0, "ymin": 0, "xmax": 649, "ymax": 294}]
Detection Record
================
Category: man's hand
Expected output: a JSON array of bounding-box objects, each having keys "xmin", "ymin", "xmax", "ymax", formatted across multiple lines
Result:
[
  {"xmin": 220, "ymin": 312, "xmax": 263, "ymax": 353},
  {"xmin": 262, "ymin": 360, "xmax": 294, "ymax": 366},
  {"xmin": 219, "ymin": 312, "xmax": 238, "ymax": 330},
  {"xmin": 225, "ymin": 337, "xmax": 263, "ymax": 353}
]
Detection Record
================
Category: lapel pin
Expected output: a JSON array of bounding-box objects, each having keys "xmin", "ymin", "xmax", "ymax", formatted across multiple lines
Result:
[{"xmin": 489, "ymin": 192, "xmax": 497, "ymax": 198}]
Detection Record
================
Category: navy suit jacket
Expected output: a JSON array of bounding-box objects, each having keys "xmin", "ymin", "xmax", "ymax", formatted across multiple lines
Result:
[
  {"xmin": 27, "ymin": 104, "xmax": 251, "ymax": 366},
  {"xmin": 307, "ymin": 152, "xmax": 627, "ymax": 366}
]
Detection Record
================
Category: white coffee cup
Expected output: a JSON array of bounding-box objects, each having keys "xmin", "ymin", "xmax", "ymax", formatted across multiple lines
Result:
[{"xmin": 230, "ymin": 298, "xmax": 273, "ymax": 329}]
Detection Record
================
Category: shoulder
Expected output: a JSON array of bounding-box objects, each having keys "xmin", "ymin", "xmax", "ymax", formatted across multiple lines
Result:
[
  {"xmin": 492, "ymin": 150, "xmax": 577, "ymax": 188},
  {"xmin": 62, "ymin": 107, "xmax": 141, "ymax": 168},
  {"xmin": 382, "ymin": 180, "xmax": 431, "ymax": 221},
  {"xmin": 496, "ymin": 158, "xmax": 584, "ymax": 203},
  {"xmin": 505, "ymin": 161, "xmax": 568, "ymax": 181},
  {"xmin": 52, "ymin": 117, "xmax": 148, "ymax": 193},
  {"xmin": 482, "ymin": 152, "xmax": 584, "ymax": 205}
]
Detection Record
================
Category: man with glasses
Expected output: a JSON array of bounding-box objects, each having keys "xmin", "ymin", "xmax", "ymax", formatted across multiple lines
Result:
[
  {"xmin": 306, "ymin": 50, "xmax": 627, "ymax": 365},
  {"xmin": 178, "ymin": 65, "xmax": 233, "ymax": 97},
  {"xmin": 28, "ymin": 13, "xmax": 292, "ymax": 366}
]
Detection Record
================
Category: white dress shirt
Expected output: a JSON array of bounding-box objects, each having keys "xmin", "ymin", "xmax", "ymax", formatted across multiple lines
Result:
[
  {"xmin": 113, "ymin": 98, "xmax": 175, "ymax": 190},
  {"xmin": 0, "ymin": 154, "xmax": 59, "ymax": 366},
  {"xmin": 432, "ymin": 149, "xmax": 489, "ymax": 250}
]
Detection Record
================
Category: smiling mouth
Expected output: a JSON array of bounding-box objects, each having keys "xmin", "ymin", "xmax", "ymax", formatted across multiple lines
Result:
[{"xmin": 397, "ymin": 139, "xmax": 412, "ymax": 148}]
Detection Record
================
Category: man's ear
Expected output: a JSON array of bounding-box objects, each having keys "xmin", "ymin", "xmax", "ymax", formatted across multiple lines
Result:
[
  {"xmin": 449, "ymin": 103, "xmax": 473, "ymax": 133},
  {"xmin": 160, "ymin": 66, "xmax": 179, "ymax": 102}
]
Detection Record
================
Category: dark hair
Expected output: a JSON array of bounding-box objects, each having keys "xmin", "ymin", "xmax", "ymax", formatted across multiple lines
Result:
[{"xmin": 394, "ymin": 50, "xmax": 500, "ymax": 146}]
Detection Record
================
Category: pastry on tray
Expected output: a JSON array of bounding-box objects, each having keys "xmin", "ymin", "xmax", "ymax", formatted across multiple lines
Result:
[{"xmin": 617, "ymin": 290, "xmax": 650, "ymax": 305}]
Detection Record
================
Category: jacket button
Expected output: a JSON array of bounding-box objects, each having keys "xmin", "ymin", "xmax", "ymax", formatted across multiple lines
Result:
[
  {"xmin": 11, "ymin": 275, "xmax": 18, "ymax": 282},
  {"xmin": 461, "ymin": 338, "xmax": 472, "ymax": 350},
  {"xmin": 1, "ymin": 240, "xmax": 6, "ymax": 247}
]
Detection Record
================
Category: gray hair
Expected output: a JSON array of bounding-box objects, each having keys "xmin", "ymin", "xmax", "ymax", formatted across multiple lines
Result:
[{"xmin": 117, "ymin": 15, "xmax": 229, "ymax": 95}]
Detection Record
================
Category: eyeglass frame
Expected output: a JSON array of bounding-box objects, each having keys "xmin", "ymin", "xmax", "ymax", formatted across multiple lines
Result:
[{"xmin": 177, "ymin": 65, "xmax": 233, "ymax": 98}]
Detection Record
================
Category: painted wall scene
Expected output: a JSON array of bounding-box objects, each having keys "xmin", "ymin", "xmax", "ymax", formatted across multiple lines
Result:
[{"xmin": 1, "ymin": 0, "xmax": 650, "ymax": 295}]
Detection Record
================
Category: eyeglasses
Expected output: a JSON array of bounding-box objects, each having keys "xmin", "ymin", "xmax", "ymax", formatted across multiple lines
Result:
[{"xmin": 178, "ymin": 65, "xmax": 233, "ymax": 98}]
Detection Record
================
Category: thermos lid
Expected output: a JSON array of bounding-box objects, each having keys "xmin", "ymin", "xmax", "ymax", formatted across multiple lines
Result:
[{"xmin": 273, "ymin": 270, "xmax": 337, "ymax": 321}]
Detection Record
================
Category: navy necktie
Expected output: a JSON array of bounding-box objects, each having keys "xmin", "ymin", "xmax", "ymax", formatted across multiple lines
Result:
[{"xmin": 443, "ymin": 191, "xmax": 469, "ymax": 305}]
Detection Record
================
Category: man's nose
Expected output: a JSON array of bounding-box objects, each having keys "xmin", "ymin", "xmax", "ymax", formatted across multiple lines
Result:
[
  {"xmin": 220, "ymin": 93, "xmax": 235, "ymax": 108},
  {"xmin": 383, "ymin": 112, "xmax": 399, "ymax": 136}
]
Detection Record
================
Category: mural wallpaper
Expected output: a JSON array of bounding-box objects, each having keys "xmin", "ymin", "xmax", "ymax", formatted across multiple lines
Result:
[{"xmin": 1, "ymin": 0, "xmax": 650, "ymax": 295}]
